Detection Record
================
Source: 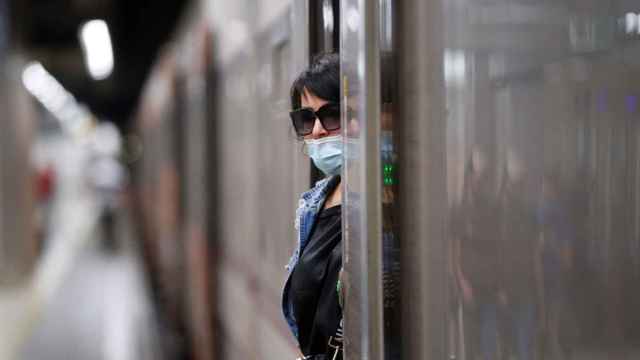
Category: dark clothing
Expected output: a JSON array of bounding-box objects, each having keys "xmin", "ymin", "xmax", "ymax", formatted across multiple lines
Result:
[
  {"xmin": 290, "ymin": 205, "xmax": 342, "ymax": 358},
  {"xmin": 459, "ymin": 185, "xmax": 502, "ymax": 296},
  {"xmin": 501, "ymin": 185, "xmax": 538, "ymax": 300}
]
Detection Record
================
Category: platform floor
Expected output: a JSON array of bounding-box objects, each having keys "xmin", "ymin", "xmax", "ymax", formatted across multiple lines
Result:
[
  {"xmin": 19, "ymin": 220, "xmax": 161, "ymax": 360},
  {"xmin": 0, "ymin": 208, "xmax": 163, "ymax": 360}
]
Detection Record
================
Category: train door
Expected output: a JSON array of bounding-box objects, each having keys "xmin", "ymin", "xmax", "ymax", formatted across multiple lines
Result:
[
  {"xmin": 344, "ymin": 0, "xmax": 640, "ymax": 359},
  {"xmin": 340, "ymin": 0, "xmax": 402, "ymax": 358},
  {"xmin": 204, "ymin": 1, "xmax": 320, "ymax": 358}
]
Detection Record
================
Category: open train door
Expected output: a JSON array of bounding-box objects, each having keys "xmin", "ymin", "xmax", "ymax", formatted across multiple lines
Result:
[{"xmin": 340, "ymin": 0, "xmax": 404, "ymax": 358}]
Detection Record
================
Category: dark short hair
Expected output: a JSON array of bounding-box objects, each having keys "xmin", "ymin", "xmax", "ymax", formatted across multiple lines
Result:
[{"xmin": 290, "ymin": 53, "xmax": 340, "ymax": 110}]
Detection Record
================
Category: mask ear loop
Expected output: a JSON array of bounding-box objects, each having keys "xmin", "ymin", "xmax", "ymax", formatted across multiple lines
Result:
[{"xmin": 302, "ymin": 141, "xmax": 309, "ymax": 156}]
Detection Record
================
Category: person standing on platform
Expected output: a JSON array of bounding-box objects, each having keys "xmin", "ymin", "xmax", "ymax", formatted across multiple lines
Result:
[{"xmin": 281, "ymin": 53, "xmax": 344, "ymax": 360}]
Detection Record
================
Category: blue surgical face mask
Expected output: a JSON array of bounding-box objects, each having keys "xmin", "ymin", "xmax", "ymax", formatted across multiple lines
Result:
[{"xmin": 305, "ymin": 135, "xmax": 343, "ymax": 176}]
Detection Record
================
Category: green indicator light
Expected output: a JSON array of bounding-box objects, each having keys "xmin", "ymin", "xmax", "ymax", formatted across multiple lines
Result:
[{"xmin": 382, "ymin": 162, "xmax": 396, "ymax": 186}]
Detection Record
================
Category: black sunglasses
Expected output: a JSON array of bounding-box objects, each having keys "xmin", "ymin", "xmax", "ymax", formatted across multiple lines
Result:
[{"xmin": 290, "ymin": 102, "xmax": 341, "ymax": 137}]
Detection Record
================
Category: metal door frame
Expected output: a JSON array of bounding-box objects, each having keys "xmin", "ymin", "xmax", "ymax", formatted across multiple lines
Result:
[{"xmin": 340, "ymin": 0, "xmax": 385, "ymax": 358}]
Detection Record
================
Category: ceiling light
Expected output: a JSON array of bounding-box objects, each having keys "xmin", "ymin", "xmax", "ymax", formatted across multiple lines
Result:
[{"xmin": 79, "ymin": 20, "xmax": 114, "ymax": 80}]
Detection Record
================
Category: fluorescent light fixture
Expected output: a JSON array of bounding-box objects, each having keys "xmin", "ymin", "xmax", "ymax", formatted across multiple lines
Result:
[
  {"xmin": 22, "ymin": 61, "xmax": 97, "ymax": 139},
  {"xmin": 79, "ymin": 19, "xmax": 114, "ymax": 80}
]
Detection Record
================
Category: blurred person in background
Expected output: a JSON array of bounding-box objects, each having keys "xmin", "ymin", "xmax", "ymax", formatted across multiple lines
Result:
[
  {"xmin": 282, "ymin": 53, "xmax": 344, "ymax": 360},
  {"xmin": 538, "ymin": 171, "xmax": 576, "ymax": 359},
  {"xmin": 498, "ymin": 153, "xmax": 539, "ymax": 360},
  {"xmin": 86, "ymin": 122, "xmax": 127, "ymax": 253},
  {"xmin": 34, "ymin": 161, "xmax": 56, "ymax": 252}
]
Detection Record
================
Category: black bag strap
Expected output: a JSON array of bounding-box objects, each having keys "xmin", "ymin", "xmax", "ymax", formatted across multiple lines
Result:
[{"xmin": 327, "ymin": 318, "xmax": 343, "ymax": 360}]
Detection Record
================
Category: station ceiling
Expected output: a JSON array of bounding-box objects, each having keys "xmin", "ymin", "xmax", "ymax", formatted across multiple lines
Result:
[{"xmin": 12, "ymin": 0, "xmax": 191, "ymax": 130}]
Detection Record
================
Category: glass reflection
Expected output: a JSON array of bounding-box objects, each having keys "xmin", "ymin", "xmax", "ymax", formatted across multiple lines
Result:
[
  {"xmin": 443, "ymin": 1, "xmax": 640, "ymax": 359},
  {"xmin": 452, "ymin": 148, "xmax": 503, "ymax": 360},
  {"xmin": 341, "ymin": 1, "xmax": 370, "ymax": 358}
]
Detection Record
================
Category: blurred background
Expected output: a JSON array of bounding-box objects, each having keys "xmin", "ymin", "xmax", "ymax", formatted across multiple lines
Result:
[
  {"xmin": 1, "ymin": 0, "xmax": 202, "ymax": 359},
  {"xmin": 2, "ymin": 1, "xmax": 310, "ymax": 359}
]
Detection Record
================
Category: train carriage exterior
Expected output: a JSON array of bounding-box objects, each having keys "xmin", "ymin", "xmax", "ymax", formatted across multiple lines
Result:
[{"xmin": 132, "ymin": 0, "xmax": 640, "ymax": 359}]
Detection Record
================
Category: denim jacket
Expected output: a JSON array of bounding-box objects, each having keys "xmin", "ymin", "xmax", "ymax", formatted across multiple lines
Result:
[{"xmin": 282, "ymin": 175, "xmax": 340, "ymax": 340}]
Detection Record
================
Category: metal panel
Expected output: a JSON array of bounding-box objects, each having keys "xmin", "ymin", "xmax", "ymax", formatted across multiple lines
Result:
[
  {"xmin": 341, "ymin": 0, "xmax": 385, "ymax": 358},
  {"xmin": 396, "ymin": 0, "xmax": 640, "ymax": 359},
  {"xmin": 395, "ymin": 0, "xmax": 448, "ymax": 358},
  {"xmin": 204, "ymin": 0, "xmax": 311, "ymax": 358},
  {"xmin": 291, "ymin": 0, "xmax": 310, "ymax": 73}
]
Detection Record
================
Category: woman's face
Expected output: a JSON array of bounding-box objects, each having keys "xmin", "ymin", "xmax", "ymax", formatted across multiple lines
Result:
[{"xmin": 301, "ymin": 89, "xmax": 341, "ymax": 141}]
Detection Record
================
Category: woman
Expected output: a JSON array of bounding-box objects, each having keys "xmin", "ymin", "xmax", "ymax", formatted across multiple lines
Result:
[{"xmin": 282, "ymin": 53, "xmax": 344, "ymax": 360}]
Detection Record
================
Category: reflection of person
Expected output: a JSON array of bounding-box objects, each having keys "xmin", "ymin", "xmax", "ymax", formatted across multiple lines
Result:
[
  {"xmin": 498, "ymin": 155, "xmax": 538, "ymax": 360},
  {"xmin": 281, "ymin": 53, "xmax": 343, "ymax": 360},
  {"xmin": 453, "ymin": 150, "xmax": 501, "ymax": 360},
  {"xmin": 539, "ymin": 173, "xmax": 575, "ymax": 359}
]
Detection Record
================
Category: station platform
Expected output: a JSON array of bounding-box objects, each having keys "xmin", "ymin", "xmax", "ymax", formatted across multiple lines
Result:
[
  {"xmin": 21, "ymin": 218, "xmax": 160, "ymax": 360},
  {"xmin": 0, "ymin": 139, "xmax": 161, "ymax": 360},
  {"xmin": 0, "ymin": 209, "xmax": 161, "ymax": 360}
]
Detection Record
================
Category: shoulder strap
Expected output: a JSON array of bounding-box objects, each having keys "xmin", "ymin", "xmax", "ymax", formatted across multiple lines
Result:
[
  {"xmin": 327, "ymin": 318, "xmax": 343, "ymax": 360},
  {"xmin": 328, "ymin": 270, "xmax": 345, "ymax": 359}
]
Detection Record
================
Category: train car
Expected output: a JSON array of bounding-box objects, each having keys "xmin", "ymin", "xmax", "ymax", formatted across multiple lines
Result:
[
  {"xmin": 132, "ymin": 1, "xmax": 338, "ymax": 359},
  {"xmin": 132, "ymin": 0, "xmax": 640, "ymax": 359},
  {"xmin": 131, "ymin": 42, "xmax": 201, "ymax": 360}
]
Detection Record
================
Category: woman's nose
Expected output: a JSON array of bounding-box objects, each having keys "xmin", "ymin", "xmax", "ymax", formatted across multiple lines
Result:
[{"xmin": 310, "ymin": 117, "xmax": 328, "ymax": 138}]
